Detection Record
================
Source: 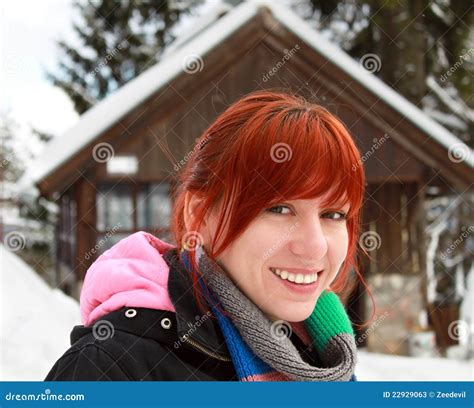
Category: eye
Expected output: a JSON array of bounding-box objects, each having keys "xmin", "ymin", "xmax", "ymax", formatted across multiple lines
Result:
[
  {"xmin": 322, "ymin": 211, "xmax": 348, "ymax": 221},
  {"xmin": 266, "ymin": 205, "xmax": 293, "ymax": 215}
]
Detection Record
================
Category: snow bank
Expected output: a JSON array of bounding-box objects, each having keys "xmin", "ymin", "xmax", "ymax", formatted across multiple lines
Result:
[
  {"xmin": 357, "ymin": 350, "xmax": 473, "ymax": 381},
  {"xmin": 0, "ymin": 244, "xmax": 81, "ymax": 380}
]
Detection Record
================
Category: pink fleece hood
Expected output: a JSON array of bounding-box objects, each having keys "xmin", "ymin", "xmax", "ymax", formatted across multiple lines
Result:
[{"xmin": 80, "ymin": 231, "xmax": 177, "ymax": 326}]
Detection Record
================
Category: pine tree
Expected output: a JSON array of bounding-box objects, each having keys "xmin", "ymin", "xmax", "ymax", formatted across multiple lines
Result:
[
  {"xmin": 47, "ymin": 0, "xmax": 202, "ymax": 114},
  {"xmin": 0, "ymin": 112, "xmax": 24, "ymax": 183},
  {"xmin": 0, "ymin": 112, "xmax": 50, "ymax": 240},
  {"xmin": 293, "ymin": 0, "xmax": 473, "ymax": 145}
]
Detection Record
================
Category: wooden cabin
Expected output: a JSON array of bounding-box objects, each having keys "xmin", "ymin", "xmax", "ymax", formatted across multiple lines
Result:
[{"xmin": 18, "ymin": 1, "xmax": 473, "ymax": 355}]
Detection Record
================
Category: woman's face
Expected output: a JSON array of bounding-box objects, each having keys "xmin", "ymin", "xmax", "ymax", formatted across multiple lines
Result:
[{"xmin": 197, "ymin": 194, "xmax": 350, "ymax": 323}]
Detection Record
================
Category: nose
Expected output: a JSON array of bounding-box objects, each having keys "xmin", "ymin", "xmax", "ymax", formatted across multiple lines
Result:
[{"xmin": 289, "ymin": 216, "xmax": 328, "ymax": 261}]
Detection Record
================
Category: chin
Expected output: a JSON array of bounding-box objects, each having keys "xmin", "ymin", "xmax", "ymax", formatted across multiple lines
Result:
[{"xmin": 265, "ymin": 301, "xmax": 316, "ymax": 323}]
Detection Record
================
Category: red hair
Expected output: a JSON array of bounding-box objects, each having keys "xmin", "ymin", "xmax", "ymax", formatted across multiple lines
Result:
[{"xmin": 171, "ymin": 90, "xmax": 368, "ymax": 318}]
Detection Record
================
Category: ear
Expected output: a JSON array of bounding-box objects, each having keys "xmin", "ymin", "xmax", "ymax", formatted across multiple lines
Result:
[{"xmin": 183, "ymin": 190, "xmax": 208, "ymax": 233}]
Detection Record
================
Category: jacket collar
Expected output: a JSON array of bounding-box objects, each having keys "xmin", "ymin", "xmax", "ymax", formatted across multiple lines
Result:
[{"xmin": 163, "ymin": 248, "xmax": 230, "ymax": 359}]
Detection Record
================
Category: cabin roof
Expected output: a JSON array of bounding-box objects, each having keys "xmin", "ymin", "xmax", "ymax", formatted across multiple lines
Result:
[{"xmin": 18, "ymin": 0, "xmax": 473, "ymax": 199}]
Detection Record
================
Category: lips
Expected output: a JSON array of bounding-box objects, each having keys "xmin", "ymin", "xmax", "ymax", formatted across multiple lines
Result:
[
  {"xmin": 270, "ymin": 267, "xmax": 324, "ymax": 275},
  {"xmin": 269, "ymin": 267, "xmax": 321, "ymax": 294},
  {"xmin": 269, "ymin": 267, "xmax": 323, "ymax": 285}
]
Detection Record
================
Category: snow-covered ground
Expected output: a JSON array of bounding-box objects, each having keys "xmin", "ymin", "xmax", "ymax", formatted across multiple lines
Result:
[
  {"xmin": 1, "ymin": 244, "xmax": 472, "ymax": 381},
  {"xmin": 357, "ymin": 350, "xmax": 473, "ymax": 381},
  {"xmin": 0, "ymin": 244, "xmax": 81, "ymax": 381}
]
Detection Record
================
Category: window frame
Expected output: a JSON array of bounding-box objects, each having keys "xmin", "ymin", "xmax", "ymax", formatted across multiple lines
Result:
[{"xmin": 94, "ymin": 180, "xmax": 175, "ymax": 254}]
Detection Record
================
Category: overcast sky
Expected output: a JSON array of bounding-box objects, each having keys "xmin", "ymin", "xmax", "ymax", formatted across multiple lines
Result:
[
  {"xmin": 0, "ymin": 1, "xmax": 220, "ymax": 157},
  {"xmin": 1, "ymin": 0, "xmax": 79, "ymax": 145}
]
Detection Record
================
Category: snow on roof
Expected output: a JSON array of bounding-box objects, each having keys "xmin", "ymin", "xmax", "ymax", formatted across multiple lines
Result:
[
  {"xmin": 18, "ymin": 0, "xmax": 473, "ymax": 198},
  {"xmin": 163, "ymin": 1, "xmax": 233, "ymax": 57},
  {"xmin": 16, "ymin": 0, "xmax": 258, "ymax": 198}
]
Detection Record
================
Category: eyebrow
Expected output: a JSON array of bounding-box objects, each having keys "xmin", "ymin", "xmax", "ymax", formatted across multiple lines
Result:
[{"xmin": 290, "ymin": 198, "xmax": 350, "ymax": 209}]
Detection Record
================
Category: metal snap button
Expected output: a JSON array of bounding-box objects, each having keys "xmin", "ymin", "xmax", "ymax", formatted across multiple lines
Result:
[
  {"xmin": 125, "ymin": 309, "xmax": 137, "ymax": 318},
  {"xmin": 161, "ymin": 317, "xmax": 172, "ymax": 329}
]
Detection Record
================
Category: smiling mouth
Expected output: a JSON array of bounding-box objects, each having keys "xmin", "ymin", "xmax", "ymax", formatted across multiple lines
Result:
[{"xmin": 269, "ymin": 267, "xmax": 323, "ymax": 285}]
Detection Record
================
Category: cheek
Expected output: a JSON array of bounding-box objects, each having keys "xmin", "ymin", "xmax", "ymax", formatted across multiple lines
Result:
[
  {"xmin": 335, "ymin": 230, "xmax": 349, "ymax": 258},
  {"xmin": 215, "ymin": 222, "xmax": 275, "ymax": 290},
  {"xmin": 326, "ymin": 227, "xmax": 350, "ymax": 272},
  {"xmin": 230, "ymin": 222, "xmax": 277, "ymax": 261}
]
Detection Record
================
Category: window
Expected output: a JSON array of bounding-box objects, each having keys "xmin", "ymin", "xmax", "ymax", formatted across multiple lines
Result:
[
  {"xmin": 137, "ymin": 183, "xmax": 171, "ymax": 229},
  {"xmin": 56, "ymin": 191, "xmax": 77, "ymax": 293},
  {"xmin": 95, "ymin": 181, "xmax": 173, "ymax": 256},
  {"xmin": 94, "ymin": 232, "xmax": 131, "ymax": 253},
  {"xmin": 57, "ymin": 192, "xmax": 76, "ymax": 267},
  {"xmin": 96, "ymin": 184, "xmax": 133, "ymax": 230},
  {"xmin": 106, "ymin": 155, "xmax": 138, "ymax": 175}
]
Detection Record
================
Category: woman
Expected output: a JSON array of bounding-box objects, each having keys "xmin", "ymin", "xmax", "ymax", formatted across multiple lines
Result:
[{"xmin": 45, "ymin": 90, "xmax": 366, "ymax": 381}]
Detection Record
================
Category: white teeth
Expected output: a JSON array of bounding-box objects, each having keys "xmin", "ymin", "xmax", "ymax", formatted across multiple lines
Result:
[{"xmin": 270, "ymin": 268, "xmax": 318, "ymax": 285}]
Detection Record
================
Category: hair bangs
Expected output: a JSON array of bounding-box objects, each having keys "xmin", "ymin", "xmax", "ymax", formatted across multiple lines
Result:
[{"xmin": 236, "ymin": 106, "xmax": 364, "ymax": 218}]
